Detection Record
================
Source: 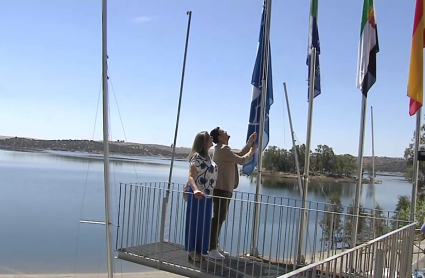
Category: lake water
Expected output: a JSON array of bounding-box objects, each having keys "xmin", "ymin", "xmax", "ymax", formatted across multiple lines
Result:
[{"xmin": 0, "ymin": 149, "xmax": 411, "ymax": 274}]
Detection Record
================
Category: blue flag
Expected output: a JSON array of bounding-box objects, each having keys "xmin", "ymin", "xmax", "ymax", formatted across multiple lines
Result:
[
  {"xmin": 307, "ymin": 0, "xmax": 321, "ymax": 100},
  {"xmin": 242, "ymin": 2, "xmax": 274, "ymax": 176}
]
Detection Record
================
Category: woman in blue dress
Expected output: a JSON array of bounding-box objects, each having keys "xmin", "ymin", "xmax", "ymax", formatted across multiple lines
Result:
[{"xmin": 185, "ymin": 131, "xmax": 217, "ymax": 262}]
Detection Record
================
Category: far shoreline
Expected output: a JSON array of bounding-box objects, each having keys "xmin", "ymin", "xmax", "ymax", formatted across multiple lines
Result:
[{"xmin": 243, "ymin": 170, "xmax": 394, "ymax": 184}]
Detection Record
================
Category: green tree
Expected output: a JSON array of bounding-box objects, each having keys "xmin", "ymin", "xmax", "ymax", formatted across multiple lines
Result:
[
  {"xmin": 392, "ymin": 195, "xmax": 425, "ymax": 229},
  {"xmin": 297, "ymin": 144, "xmax": 306, "ymax": 172},
  {"xmin": 262, "ymin": 144, "xmax": 356, "ymax": 177},
  {"xmin": 320, "ymin": 192, "xmax": 344, "ymax": 249},
  {"xmin": 336, "ymin": 154, "xmax": 356, "ymax": 177},
  {"xmin": 344, "ymin": 201, "xmax": 368, "ymax": 246},
  {"xmin": 371, "ymin": 204, "xmax": 390, "ymax": 237},
  {"xmin": 404, "ymin": 124, "xmax": 425, "ymax": 194},
  {"xmin": 314, "ymin": 144, "xmax": 323, "ymax": 172},
  {"xmin": 364, "ymin": 163, "xmax": 373, "ymax": 176},
  {"xmin": 391, "ymin": 195, "xmax": 411, "ymax": 229},
  {"xmin": 321, "ymin": 145, "xmax": 335, "ymax": 174}
]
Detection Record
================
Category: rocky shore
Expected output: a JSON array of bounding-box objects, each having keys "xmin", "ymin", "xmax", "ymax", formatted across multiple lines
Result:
[{"xmin": 248, "ymin": 170, "xmax": 372, "ymax": 184}]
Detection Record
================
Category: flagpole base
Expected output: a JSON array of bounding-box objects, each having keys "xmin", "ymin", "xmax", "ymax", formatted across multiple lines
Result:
[{"xmin": 248, "ymin": 247, "xmax": 260, "ymax": 258}]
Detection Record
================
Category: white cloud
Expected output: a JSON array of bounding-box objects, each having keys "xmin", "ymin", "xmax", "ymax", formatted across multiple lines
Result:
[{"xmin": 129, "ymin": 16, "xmax": 152, "ymax": 24}]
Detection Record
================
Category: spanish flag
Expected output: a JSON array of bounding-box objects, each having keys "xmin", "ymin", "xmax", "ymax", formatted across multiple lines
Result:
[{"xmin": 408, "ymin": 0, "xmax": 425, "ymax": 116}]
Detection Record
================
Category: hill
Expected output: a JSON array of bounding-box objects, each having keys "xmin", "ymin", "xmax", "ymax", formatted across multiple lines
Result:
[
  {"xmin": 362, "ymin": 156, "xmax": 407, "ymax": 173},
  {"xmin": 0, "ymin": 137, "xmax": 210, "ymax": 160}
]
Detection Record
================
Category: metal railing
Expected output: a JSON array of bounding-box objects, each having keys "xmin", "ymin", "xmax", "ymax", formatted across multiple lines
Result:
[
  {"xmin": 411, "ymin": 228, "xmax": 425, "ymax": 273},
  {"xmin": 115, "ymin": 182, "xmax": 413, "ymax": 277},
  {"xmin": 278, "ymin": 222, "xmax": 416, "ymax": 278}
]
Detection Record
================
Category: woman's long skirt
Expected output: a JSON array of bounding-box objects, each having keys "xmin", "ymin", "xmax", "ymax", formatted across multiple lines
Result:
[{"xmin": 184, "ymin": 186, "xmax": 212, "ymax": 255}]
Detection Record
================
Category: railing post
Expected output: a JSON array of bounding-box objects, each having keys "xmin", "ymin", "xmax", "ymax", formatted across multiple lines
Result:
[
  {"xmin": 158, "ymin": 190, "xmax": 169, "ymax": 269},
  {"xmin": 374, "ymin": 248, "xmax": 384, "ymax": 278},
  {"xmin": 401, "ymin": 225, "xmax": 416, "ymax": 278},
  {"xmin": 399, "ymin": 235, "xmax": 409, "ymax": 278},
  {"xmin": 115, "ymin": 183, "xmax": 122, "ymax": 250},
  {"xmin": 293, "ymin": 217, "xmax": 301, "ymax": 270},
  {"xmin": 389, "ymin": 235, "xmax": 398, "ymax": 278}
]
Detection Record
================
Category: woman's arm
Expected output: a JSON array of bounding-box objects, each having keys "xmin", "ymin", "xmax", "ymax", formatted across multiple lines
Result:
[
  {"xmin": 188, "ymin": 163, "xmax": 203, "ymax": 200},
  {"xmin": 188, "ymin": 164, "xmax": 200, "ymax": 192}
]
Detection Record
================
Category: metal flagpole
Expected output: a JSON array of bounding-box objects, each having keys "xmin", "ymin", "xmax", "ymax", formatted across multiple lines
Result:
[
  {"xmin": 166, "ymin": 11, "xmax": 192, "ymax": 191},
  {"xmin": 410, "ymin": 108, "xmax": 421, "ymax": 221},
  {"xmin": 284, "ymin": 82, "xmax": 311, "ymax": 264},
  {"xmin": 159, "ymin": 11, "xmax": 192, "ymax": 265},
  {"xmin": 371, "ymin": 106, "xmax": 376, "ymax": 237},
  {"xmin": 251, "ymin": 0, "xmax": 272, "ymax": 257},
  {"xmin": 283, "ymin": 82, "xmax": 303, "ymax": 198},
  {"xmin": 298, "ymin": 46, "xmax": 316, "ymax": 265},
  {"xmin": 351, "ymin": 94, "xmax": 368, "ymax": 248},
  {"xmin": 101, "ymin": 0, "xmax": 114, "ymax": 276}
]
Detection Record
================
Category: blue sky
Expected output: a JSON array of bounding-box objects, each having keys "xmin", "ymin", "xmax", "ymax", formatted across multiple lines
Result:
[{"xmin": 0, "ymin": 0, "xmax": 419, "ymax": 157}]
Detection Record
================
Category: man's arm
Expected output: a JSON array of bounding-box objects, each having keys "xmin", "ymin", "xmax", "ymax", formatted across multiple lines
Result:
[
  {"xmin": 236, "ymin": 132, "xmax": 257, "ymax": 156},
  {"xmin": 222, "ymin": 145, "xmax": 254, "ymax": 165},
  {"xmin": 235, "ymin": 141, "xmax": 252, "ymax": 156}
]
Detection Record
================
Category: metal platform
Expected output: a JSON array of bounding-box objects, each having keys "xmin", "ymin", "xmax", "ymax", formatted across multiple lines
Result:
[
  {"xmin": 115, "ymin": 182, "xmax": 410, "ymax": 278},
  {"xmin": 117, "ymin": 241, "xmax": 289, "ymax": 278}
]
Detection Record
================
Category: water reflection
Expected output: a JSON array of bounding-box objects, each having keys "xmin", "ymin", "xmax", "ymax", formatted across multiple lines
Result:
[
  {"xmin": 238, "ymin": 173, "xmax": 410, "ymax": 212},
  {"xmin": 262, "ymin": 177, "xmax": 357, "ymax": 198},
  {"xmin": 44, "ymin": 150, "xmax": 187, "ymax": 168}
]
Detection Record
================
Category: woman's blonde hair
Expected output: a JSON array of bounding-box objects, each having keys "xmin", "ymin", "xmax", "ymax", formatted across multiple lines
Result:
[{"xmin": 188, "ymin": 131, "xmax": 210, "ymax": 161}]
